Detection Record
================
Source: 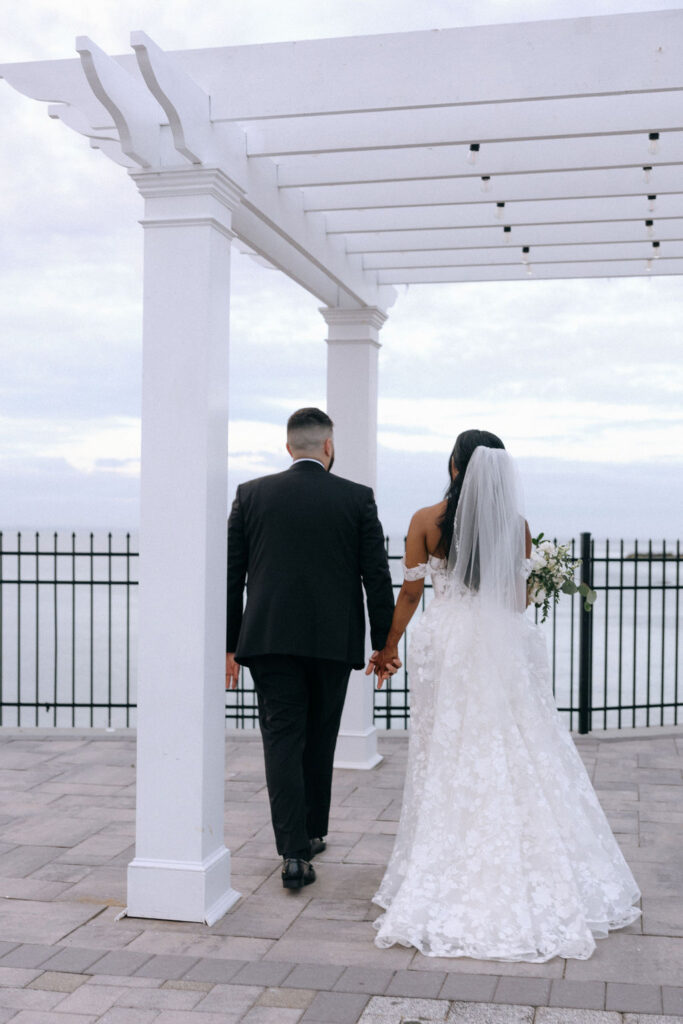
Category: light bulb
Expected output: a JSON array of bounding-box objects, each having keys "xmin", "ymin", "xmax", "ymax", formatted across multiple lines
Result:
[
  {"xmin": 652, "ymin": 241, "xmax": 660, "ymax": 259},
  {"xmin": 494, "ymin": 201, "xmax": 505, "ymax": 220},
  {"xmin": 521, "ymin": 246, "xmax": 530, "ymax": 264},
  {"xmin": 648, "ymin": 132, "xmax": 660, "ymax": 155},
  {"xmin": 643, "ymin": 165, "xmax": 653, "ymax": 184},
  {"xmin": 503, "ymin": 225, "xmax": 512, "ymax": 244},
  {"xmin": 480, "ymin": 175, "xmax": 492, "ymax": 193},
  {"xmin": 646, "ymin": 219, "xmax": 655, "ymax": 238},
  {"xmin": 648, "ymin": 194, "xmax": 657, "ymax": 212},
  {"xmin": 467, "ymin": 143, "xmax": 480, "ymax": 165}
]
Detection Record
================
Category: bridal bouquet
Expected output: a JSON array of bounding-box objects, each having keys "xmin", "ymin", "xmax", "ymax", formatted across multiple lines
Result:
[{"xmin": 526, "ymin": 533, "xmax": 597, "ymax": 623}]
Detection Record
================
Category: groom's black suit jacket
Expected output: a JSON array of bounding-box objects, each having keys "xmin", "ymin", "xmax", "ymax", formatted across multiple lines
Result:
[{"xmin": 226, "ymin": 460, "xmax": 394, "ymax": 669}]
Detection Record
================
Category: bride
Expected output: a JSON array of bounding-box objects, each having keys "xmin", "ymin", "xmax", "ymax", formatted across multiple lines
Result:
[{"xmin": 370, "ymin": 429, "xmax": 641, "ymax": 962}]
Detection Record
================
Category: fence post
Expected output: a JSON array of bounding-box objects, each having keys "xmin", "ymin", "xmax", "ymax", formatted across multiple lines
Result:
[{"xmin": 578, "ymin": 531, "xmax": 594, "ymax": 734}]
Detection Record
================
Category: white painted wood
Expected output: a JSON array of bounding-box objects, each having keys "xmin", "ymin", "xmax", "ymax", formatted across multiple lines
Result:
[
  {"xmin": 323, "ymin": 308, "xmax": 387, "ymax": 771},
  {"xmin": 126, "ymin": 167, "xmax": 243, "ymax": 924},
  {"xmin": 273, "ymin": 134, "xmax": 683, "ymax": 190},
  {"xmin": 75, "ymin": 36, "xmax": 162, "ymax": 168},
  {"xmin": 377, "ymin": 259, "xmax": 683, "ymax": 284},
  {"xmin": 302, "ymin": 165, "xmax": 683, "ymax": 213},
  {"xmin": 242, "ymin": 91, "xmax": 683, "ymax": 158},
  {"xmin": 324, "ymin": 196, "xmax": 683, "ymax": 234},
  {"xmin": 191, "ymin": 11, "xmax": 683, "ymax": 118},
  {"xmin": 346, "ymin": 221, "xmax": 683, "ymax": 254},
  {"xmin": 131, "ymin": 31, "xmax": 210, "ymax": 164},
  {"xmin": 362, "ymin": 241, "xmax": 682, "ymax": 271}
]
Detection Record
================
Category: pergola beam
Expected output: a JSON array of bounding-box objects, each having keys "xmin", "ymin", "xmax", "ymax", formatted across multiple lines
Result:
[{"xmin": 190, "ymin": 10, "xmax": 683, "ymax": 119}]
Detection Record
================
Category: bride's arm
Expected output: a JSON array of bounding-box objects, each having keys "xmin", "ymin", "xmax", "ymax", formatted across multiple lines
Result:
[{"xmin": 369, "ymin": 512, "xmax": 428, "ymax": 686}]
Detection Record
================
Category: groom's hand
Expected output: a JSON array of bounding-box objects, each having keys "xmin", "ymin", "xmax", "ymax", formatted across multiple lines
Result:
[
  {"xmin": 366, "ymin": 649, "xmax": 402, "ymax": 689},
  {"xmin": 225, "ymin": 653, "xmax": 240, "ymax": 690}
]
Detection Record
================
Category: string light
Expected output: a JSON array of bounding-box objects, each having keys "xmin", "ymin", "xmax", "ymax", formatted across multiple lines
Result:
[
  {"xmin": 648, "ymin": 194, "xmax": 657, "ymax": 213},
  {"xmin": 480, "ymin": 175, "xmax": 492, "ymax": 193},
  {"xmin": 648, "ymin": 131, "xmax": 660, "ymax": 156},
  {"xmin": 652, "ymin": 240, "xmax": 661, "ymax": 259},
  {"xmin": 467, "ymin": 143, "xmax": 480, "ymax": 165},
  {"xmin": 645, "ymin": 219, "xmax": 655, "ymax": 238},
  {"xmin": 494, "ymin": 201, "xmax": 506, "ymax": 220},
  {"xmin": 643, "ymin": 165, "xmax": 653, "ymax": 184},
  {"xmin": 503, "ymin": 225, "xmax": 512, "ymax": 244},
  {"xmin": 521, "ymin": 246, "xmax": 530, "ymax": 264}
]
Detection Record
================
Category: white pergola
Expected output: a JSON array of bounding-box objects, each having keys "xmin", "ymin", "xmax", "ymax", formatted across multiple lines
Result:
[{"xmin": 2, "ymin": 9, "xmax": 682, "ymax": 925}]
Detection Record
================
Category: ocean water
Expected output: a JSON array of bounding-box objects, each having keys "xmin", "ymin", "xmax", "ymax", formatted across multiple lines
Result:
[{"xmin": 0, "ymin": 530, "xmax": 680, "ymax": 731}]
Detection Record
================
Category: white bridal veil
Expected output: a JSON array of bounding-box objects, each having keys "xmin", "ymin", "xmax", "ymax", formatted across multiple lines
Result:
[{"xmin": 447, "ymin": 446, "xmax": 526, "ymax": 613}]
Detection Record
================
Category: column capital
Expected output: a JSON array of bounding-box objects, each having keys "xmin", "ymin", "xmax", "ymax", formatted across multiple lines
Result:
[
  {"xmin": 131, "ymin": 166, "xmax": 245, "ymax": 240},
  {"xmin": 320, "ymin": 306, "xmax": 388, "ymax": 347},
  {"xmin": 130, "ymin": 166, "xmax": 245, "ymax": 210}
]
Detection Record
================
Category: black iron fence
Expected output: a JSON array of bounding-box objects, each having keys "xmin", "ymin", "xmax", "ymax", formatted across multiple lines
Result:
[
  {"xmin": 0, "ymin": 530, "xmax": 680, "ymax": 733},
  {"xmin": 0, "ymin": 531, "xmax": 137, "ymax": 727}
]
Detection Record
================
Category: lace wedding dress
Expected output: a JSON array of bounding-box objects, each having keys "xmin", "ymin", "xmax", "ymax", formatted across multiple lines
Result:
[{"xmin": 373, "ymin": 451, "xmax": 641, "ymax": 963}]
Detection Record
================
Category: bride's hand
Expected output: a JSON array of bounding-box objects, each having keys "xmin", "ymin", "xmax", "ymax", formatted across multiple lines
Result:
[{"xmin": 368, "ymin": 647, "xmax": 402, "ymax": 689}]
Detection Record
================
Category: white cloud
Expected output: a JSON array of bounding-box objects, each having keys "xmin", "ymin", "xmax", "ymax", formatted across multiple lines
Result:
[
  {"xmin": 378, "ymin": 397, "xmax": 683, "ymax": 462},
  {"xmin": 0, "ymin": 415, "xmax": 140, "ymax": 475}
]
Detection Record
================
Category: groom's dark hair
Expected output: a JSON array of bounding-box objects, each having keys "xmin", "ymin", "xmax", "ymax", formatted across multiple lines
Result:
[{"xmin": 287, "ymin": 407, "xmax": 334, "ymax": 452}]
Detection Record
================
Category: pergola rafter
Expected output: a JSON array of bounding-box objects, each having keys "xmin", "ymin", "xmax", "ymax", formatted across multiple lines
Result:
[{"xmin": 2, "ymin": 9, "xmax": 680, "ymax": 927}]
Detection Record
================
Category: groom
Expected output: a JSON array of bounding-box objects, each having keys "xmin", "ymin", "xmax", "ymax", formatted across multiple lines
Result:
[{"xmin": 226, "ymin": 408, "xmax": 395, "ymax": 889}]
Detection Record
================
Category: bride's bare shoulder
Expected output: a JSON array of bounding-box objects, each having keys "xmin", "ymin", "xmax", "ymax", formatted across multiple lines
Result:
[{"xmin": 409, "ymin": 500, "xmax": 448, "ymax": 530}]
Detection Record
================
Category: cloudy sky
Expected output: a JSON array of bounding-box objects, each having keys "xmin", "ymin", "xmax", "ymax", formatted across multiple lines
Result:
[{"xmin": 1, "ymin": 0, "xmax": 682, "ymax": 541}]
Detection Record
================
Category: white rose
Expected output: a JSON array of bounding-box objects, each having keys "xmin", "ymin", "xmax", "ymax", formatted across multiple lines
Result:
[{"xmin": 539, "ymin": 541, "xmax": 555, "ymax": 554}]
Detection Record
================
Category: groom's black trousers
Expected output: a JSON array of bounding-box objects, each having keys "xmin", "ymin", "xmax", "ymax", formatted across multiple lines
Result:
[{"xmin": 248, "ymin": 654, "xmax": 352, "ymax": 857}]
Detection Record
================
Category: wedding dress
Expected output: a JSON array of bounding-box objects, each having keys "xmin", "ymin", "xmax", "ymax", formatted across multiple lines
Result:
[{"xmin": 373, "ymin": 448, "xmax": 641, "ymax": 962}]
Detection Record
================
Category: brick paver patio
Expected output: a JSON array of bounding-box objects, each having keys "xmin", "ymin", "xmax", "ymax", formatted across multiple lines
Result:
[{"xmin": 0, "ymin": 725, "xmax": 681, "ymax": 1022}]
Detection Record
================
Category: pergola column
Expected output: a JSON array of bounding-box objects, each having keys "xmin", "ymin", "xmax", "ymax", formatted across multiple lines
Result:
[
  {"xmin": 322, "ymin": 306, "xmax": 388, "ymax": 770},
  {"xmin": 126, "ymin": 166, "xmax": 242, "ymax": 924}
]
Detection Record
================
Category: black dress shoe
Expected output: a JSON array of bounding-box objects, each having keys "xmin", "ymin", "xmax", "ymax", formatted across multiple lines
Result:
[
  {"xmin": 309, "ymin": 837, "xmax": 326, "ymax": 859},
  {"xmin": 282, "ymin": 857, "xmax": 316, "ymax": 890}
]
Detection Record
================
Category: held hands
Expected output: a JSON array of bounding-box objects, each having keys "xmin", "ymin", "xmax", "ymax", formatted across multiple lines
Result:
[
  {"xmin": 225, "ymin": 653, "xmax": 240, "ymax": 690},
  {"xmin": 365, "ymin": 647, "xmax": 402, "ymax": 689}
]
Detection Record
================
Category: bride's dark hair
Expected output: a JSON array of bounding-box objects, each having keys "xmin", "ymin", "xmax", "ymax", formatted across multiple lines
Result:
[{"xmin": 437, "ymin": 429, "xmax": 506, "ymax": 556}]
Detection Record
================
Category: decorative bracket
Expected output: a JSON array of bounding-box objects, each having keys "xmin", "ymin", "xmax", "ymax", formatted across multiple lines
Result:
[
  {"xmin": 131, "ymin": 31, "xmax": 209, "ymax": 165},
  {"xmin": 76, "ymin": 35, "xmax": 162, "ymax": 168}
]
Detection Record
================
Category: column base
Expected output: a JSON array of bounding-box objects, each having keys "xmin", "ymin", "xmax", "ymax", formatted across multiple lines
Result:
[
  {"xmin": 126, "ymin": 846, "xmax": 240, "ymax": 925},
  {"xmin": 334, "ymin": 726, "xmax": 383, "ymax": 770}
]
